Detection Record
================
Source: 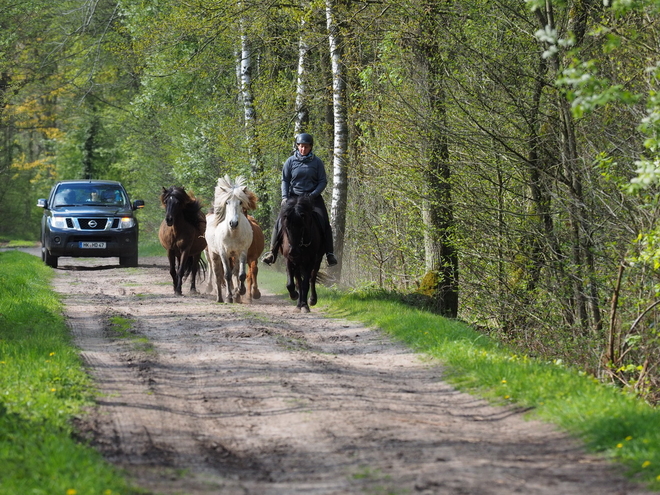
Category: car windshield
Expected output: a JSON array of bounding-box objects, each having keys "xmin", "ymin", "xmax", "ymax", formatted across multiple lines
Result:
[{"xmin": 53, "ymin": 185, "xmax": 128, "ymax": 207}]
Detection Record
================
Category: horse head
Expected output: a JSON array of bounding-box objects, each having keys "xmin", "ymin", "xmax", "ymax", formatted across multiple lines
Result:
[
  {"xmin": 213, "ymin": 175, "xmax": 258, "ymax": 228},
  {"xmin": 161, "ymin": 186, "xmax": 199, "ymax": 228}
]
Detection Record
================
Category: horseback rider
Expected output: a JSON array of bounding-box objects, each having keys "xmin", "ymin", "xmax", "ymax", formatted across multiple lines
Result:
[{"xmin": 261, "ymin": 133, "xmax": 338, "ymax": 267}]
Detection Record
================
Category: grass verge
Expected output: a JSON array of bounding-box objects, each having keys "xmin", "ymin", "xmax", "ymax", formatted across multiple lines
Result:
[
  {"xmin": 0, "ymin": 250, "xmax": 141, "ymax": 495},
  {"xmin": 257, "ymin": 267, "xmax": 660, "ymax": 490}
]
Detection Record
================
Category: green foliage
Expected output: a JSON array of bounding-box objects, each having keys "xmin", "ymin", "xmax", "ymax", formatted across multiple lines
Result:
[
  {"xmin": 6, "ymin": 0, "xmax": 660, "ymax": 407},
  {"xmin": 0, "ymin": 251, "xmax": 138, "ymax": 494}
]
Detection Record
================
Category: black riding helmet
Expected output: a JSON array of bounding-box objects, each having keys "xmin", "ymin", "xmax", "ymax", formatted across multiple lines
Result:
[{"xmin": 295, "ymin": 133, "xmax": 314, "ymax": 148}]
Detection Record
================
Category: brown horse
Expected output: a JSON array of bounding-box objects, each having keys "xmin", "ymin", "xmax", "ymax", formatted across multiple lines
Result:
[
  {"xmin": 241, "ymin": 214, "xmax": 265, "ymax": 302},
  {"xmin": 159, "ymin": 186, "xmax": 207, "ymax": 295},
  {"xmin": 204, "ymin": 214, "xmax": 264, "ymax": 303}
]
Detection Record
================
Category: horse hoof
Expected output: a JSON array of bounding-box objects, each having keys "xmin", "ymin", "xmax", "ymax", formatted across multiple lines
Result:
[
  {"xmin": 301, "ymin": 305, "xmax": 310, "ymax": 313},
  {"xmin": 252, "ymin": 290, "xmax": 261, "ymax": 299},
  {"xmin": 310, "ymin": 297, "xmax": 317, "ymax": 306},
  {"xmin": 190, "ymin": 288, "xmax": 198, "ymax": 295}
]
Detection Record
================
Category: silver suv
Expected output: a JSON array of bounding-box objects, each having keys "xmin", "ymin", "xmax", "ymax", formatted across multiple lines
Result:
[{"xmin": 37, "ymin": 180, "xmax": 144, "ymax": 268}]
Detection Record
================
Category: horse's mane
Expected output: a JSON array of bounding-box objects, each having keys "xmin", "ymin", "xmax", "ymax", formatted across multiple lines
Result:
[
  {"xmin": 280, "ymin": 195, "xmax": 323, "ymax": 262},
  {"xmin": 280, "ymin": 195, "xmax": 314, "ymax": 241},
  {"xmin": 281, "ymin": 194, "xmax": 313, "ymax": 224},
  {"xmin": 212, "ymin": 175, "xmax": 258, "ymax": 224},
  {"xmin": 161, "ymin": 186, "xmax": 204, "ymax": 229}
]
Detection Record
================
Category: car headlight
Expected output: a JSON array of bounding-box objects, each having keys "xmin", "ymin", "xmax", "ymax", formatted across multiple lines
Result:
[
  {"xmin": 120, "ymin": 217, "xmax": 136, "ymax": 229},
  {"xmin": 51, "ymin": 217, "xmax": 68, "ymax": 229}
]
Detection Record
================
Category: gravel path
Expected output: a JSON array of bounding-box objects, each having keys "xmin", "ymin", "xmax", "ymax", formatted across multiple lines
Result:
[{"xmin": 46, "ymin": 255, "xmax": 652, "ymax": 494}]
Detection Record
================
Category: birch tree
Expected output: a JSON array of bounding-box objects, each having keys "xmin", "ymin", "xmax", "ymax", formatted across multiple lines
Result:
[
  {"xmin": 294, "ymin": 15, "xmax": 310, "ymax": 135},
  {"xmin": 238, "ymin": 10, "xmax": 269, "ymax": 222},
  {"xmin": 325, "ymin": 0, "xmax": 349, "ymax": 277}
]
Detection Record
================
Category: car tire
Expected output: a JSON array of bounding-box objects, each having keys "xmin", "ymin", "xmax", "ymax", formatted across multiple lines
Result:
[
  {"xmin": 120, "ymin": 254, "xmax": 138, "ymax": 267},
  {"xmin": 44, "ymin": 249, "xmax": 58, "ymax": 268}
]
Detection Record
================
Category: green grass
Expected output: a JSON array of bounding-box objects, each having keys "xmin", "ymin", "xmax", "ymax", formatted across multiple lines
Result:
[
  {"xmin": 0, "ymin": 250, "xmax": 141, "ymax": 495},
  {"xmin": 138, "ymin": 239, "xmax": 166, "ymax": 257}
]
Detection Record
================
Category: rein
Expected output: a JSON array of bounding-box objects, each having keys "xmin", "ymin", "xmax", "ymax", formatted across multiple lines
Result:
[{"xmin": 299, "ymin": 226, "xmax": 312, "ymax": 248}]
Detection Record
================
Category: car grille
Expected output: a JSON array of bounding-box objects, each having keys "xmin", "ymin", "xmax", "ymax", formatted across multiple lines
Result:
[{"xmin": 78, "ymin": 218, "xmax": 109, "ymax": 230}]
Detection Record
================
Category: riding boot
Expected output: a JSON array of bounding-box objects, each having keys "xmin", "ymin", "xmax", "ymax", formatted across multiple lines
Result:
[{"xmin": 262, "ymin": 218, "xmax": 281, "ymax": 265}]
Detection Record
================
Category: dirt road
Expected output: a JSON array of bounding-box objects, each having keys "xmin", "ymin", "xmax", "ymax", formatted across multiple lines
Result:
[{"xmin": 48, "ymin": 256, "xmax": 651, "ymax": 494}]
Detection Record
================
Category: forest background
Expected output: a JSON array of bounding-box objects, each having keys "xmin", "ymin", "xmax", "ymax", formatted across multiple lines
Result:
[{"xmin": 3, "ymin": 0, "xmax": 660, "ymax": 402}]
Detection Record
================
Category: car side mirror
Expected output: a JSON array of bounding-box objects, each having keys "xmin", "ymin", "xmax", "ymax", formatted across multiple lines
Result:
[
  {"xmin": 37, "ymin": 198, "xmax": 48, "ymax": 209},
  {"xmin": 133, "ymin": 199, "xmax": 145, "ymax": 210}
]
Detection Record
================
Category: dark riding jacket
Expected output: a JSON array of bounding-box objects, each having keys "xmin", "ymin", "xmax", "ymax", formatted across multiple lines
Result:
[
  {"xmin": 281, "ymin": 151, "xmax": 327, "ymax": 200},
  {"xmin": 271, "ymin": 150, "xmax": 334, "ymax": 255}
]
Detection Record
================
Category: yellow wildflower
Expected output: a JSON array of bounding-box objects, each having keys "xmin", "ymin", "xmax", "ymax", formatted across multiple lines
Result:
[
  {"xmin": 66, "ymin": 490, "xmax": 77, "ymax": 495},
  {"xmin": 642, "ymin": 461, "xmax": 651, "ymax": 468}
]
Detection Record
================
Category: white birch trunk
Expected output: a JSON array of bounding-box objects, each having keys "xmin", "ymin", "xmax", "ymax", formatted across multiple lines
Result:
[
  {"xmin": 237, "ymin": 13, "xmax": 268, "ymax": 222},
  {"xmin": 239, "ymin": 19, "xmax": 259, "ymax": 174},
  {"xmin": 326, "ymin": 0, "xmax": 348, "ymax": 275},
  {"xmin": 294, "ymin": 17, "xmax": 309, "ymax": 135}
]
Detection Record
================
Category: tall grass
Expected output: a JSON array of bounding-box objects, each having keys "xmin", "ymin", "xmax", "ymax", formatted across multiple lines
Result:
[
  {"xmin": 0, "ymin": 251, "xmax": 140, "ymax": 495},
  {"xmin": 258, "ymin": 269, "xmax": 660, "ymax": 490}
]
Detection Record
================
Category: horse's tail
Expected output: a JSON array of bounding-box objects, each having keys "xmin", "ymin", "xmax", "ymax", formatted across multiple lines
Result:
[{"xmin": 182, "ymin": 254, "xmax": 207, "ymax": 282}]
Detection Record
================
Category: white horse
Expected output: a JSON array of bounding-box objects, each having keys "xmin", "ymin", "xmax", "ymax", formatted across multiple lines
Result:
[{"xmin": 205, "ymin": 175, "xmax": 257, "ymax": 303}]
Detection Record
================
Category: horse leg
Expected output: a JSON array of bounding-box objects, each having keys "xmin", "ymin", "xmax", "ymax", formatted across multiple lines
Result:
[
  {"xmin": 237, "ymin": 252, "xmax": 247, "ymax": 296},
  {"xmin": 221, "ymin": 255, "xmax": 234, "ymax": 303},
  {"xmin": 189, "ymin": 253, "xmax": 199, "ymax": 294},
  {"xmin": 211, "ymin": 252, "xmax": 224, "ymax": 303},
  {"xmin": 298, "ymin": 273, "xmax": 311, "ymax": 313},
  {"xmin": 285, "ymin": 262, "xmax": 298, "ymax": 300},
  {"xmin": 230, "ymin": 257, "xmax": 241, "ymax": 303},
  {"xmin": 249, "ymin": 260, "xmax": 261, "ymax": 300},
  {"xmin": 309, "ymin": 267, "xmax": 319, "ymax": 306},
  {"xmin": 204, "ymin": 248, "xmax": 214, "ymax": 294},
  {"xmin": 168, "ymin": 250, "xmax": 182, "ymax": 295},
  {"xmin": 177, "ymin": 253, "xmax": 191, "ymax": 296}
]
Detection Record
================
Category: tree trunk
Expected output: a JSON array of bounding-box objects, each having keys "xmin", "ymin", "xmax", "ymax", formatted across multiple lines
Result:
[
  {"xmin": 416, "ymin": 0, "xmax": 458, "ymax": 318},
  {"xmin": 238, "ymin": 15, "xmax": 269, "ymax": 223},
  {"xmin": 294, "ymin": 15, "xmax": 309, "ymax": 136},
  {"xmin": 326, "ymin": 0, "xmax": 348, "ymax": 280}
]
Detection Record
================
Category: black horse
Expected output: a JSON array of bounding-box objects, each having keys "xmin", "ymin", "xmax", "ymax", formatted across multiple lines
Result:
[
  {"xmin": 159, "ymin": 186, "xmax": 207, "ymax": 295},
  {"xmin": 279, "ymin": 195, "xmax": 325, "ymax": 312}
]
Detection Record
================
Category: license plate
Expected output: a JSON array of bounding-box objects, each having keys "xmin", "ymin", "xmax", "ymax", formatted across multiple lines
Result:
[{"xmin": 80, "ymin": 241, "xmax": 106, "ymax": 249}]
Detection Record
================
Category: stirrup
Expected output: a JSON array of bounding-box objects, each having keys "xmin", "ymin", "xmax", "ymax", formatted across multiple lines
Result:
[
  {"xmin": 326, "ymin": 253, "xmax": 338, "ymax": 266},
  {"xmin": 262, "ymin": 251, "xmax": 276, "ymax": 265}
]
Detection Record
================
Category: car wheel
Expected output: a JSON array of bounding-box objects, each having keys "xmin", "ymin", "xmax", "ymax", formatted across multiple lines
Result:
[
  {"xmin": 120, "ymin": 254, "xmax": 138, "ymax": 267},
  {"xmin": 44, "ymin": 249, "xmax": 58, "ymax": 268}
]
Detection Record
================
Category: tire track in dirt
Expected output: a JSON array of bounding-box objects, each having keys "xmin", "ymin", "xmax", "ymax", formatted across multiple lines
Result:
[{"xmin": 51, "ymin": 256, "xmax": 653, "ymax": 495}]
